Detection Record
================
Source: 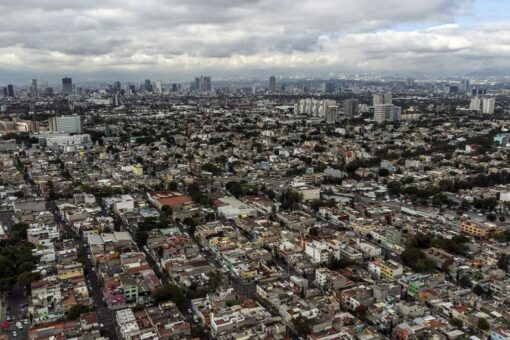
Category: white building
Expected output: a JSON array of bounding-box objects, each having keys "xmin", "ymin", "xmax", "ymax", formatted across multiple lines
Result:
[
  {"xmin": 482, "ymin": 98, "xmax": 495, "ymax": 114},
  {"xmin": 48, "ymin": 115, "xmax": 83, "ymax": 133},
  {"xmin": 374, "ymin": 104, "xmax": 401, "ymax": 123},
  {"xmin": 469, "ymin": 97, "xmax": 481, "ymax": 111},
  {"xmin": 304, "ymin": 240, "xmax": 331, "ymax": 264},
  {"xmin": 216, "ymin": 197, "xmax": 257, "ymax": 219},
  {"xmin": 38, "ymin": 134, "xmax": 92, "ymax": 148},
  {"xmin": 372, "ymin": 92, "xmax": 392, "ymax": 105},
  {"xmin": 115, "ymin": 308, "xmax": 140, "ymax": 340}
]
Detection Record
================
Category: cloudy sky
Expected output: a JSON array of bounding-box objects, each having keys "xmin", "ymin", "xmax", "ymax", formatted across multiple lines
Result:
[{"xmin": 1, "ymin": 0, "xmax": 510, "ymax": 83}]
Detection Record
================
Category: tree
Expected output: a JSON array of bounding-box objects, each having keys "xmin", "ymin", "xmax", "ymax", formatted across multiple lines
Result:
[
  {"xmin": 226, "ymin": 181, "xmax": 243, "ymax": 198},
  {"xmin": 161, "ymin": 205, "xmax": 173, "ymax": 217},
  {"xmin": 168, "ymin": 181, "xmax": 178, "ymax": 190},
  {"xmin": 16, "ymin": 271, "xmax": 40, "ymax": 287},
  {"xmin": 378, "ymin": 168, "xmax": 389, "ymax": 177},
  {"xmin": 458, "ymin": 275, "xmax": 472, "ymax": 288},
  {"xmin": 487, "ymin": 213, "xmax": 497, "ymax": 222},
  {"xmin": 477, "ymin": 318, "xmax": 490, "ymax": 331},
  {"xmin": 450, "ymin": 318, "xmax": 463, "ymax": 328},
  {"xmin": 497, "ymin": 254, "xmax": 510, "ymax": 272},
  {"xmin": 153, "ymin": 284, "xmax": 186, "ymax": 307},
  {"xmin": 310, "ymin": 199, "xmax": 324, "ymax": 212},
  {"xmin": 67, "ymin": 304, "xmax": 90, "ymax": 320},
  {"xmin": 281, "ymin": 189, "xmax": 302, "ymax": 210},
  {"xmin": 473, "ymin": 284, "xmax": 485, "ymax": 296},
  {"xmin": 292, "ymin": 316, "xmax": 311, "ymax": 336}
]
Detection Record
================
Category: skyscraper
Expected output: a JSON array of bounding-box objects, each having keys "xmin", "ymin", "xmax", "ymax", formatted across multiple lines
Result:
[
  {"xmin": 155, "ymin": 80, "xmax": 163, "ymax": 93},
  {"xmin": 7, "ymin": 84, "xmax": 14, "ymax": 97},
  {"xmin": 372, "ymin": 92, "xmax": 392, "ymax": 106},
  {"xmin": 113, "ymin": 93, "xmax": 121, "ymax": 107},
  {"xmin": 321, "ymin": 82, "xmax": 334, "ymax": 94},
  {"xmin": 269, "ymin": 76, "xmax": 276, "ymax": 92},
  {"xmin": 343, "ymin": 99, "xmax": 360, "ymax": 117},
  {"xmin": 62, "ymin": 77, "xmax": 73, "ymax": 95},
  {"xmin": 325, "ymin": 105, "xmax": 338, "ymax": 124},
  {"xmin": 30, "ymin": 79, "xmax": 38, "ymax": 98},
  {"xmin": 374, "ymin": 104, "xmax": 401, "ymax": 123},
  {"xmin": 144, "ymin": 79, "xmax": 152, "ymax": 92},
  {"xmin": 482, "ymin": 98, "xmax": 495, "ymax": 114},
  {"xmin": 114, "ymin": 81, "xmax": 122, "ymax": 93},
  {"xmin": 469, "ymin": 97, "xmax": 481, "ymax": 111},
  {"xmin": 194, "ymin": 76, "xmax": 211, "ymax": 92}
]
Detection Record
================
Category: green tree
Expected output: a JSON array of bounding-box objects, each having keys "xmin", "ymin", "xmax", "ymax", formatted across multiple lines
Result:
[
  {"xmin": 450, "ymin": 318, "xmax": 463, "ymax": 328},
  {"xmin": 497, "ymin": 254, "xmax": 510, "ymax": 272},
  {"xmin": 152, "ymin": 284, "xmax": 186, "ymax": 307},
  {"xmin": 281, "ymin": 189, "xmax": 302, "ymax": 210},
  {"xmin": 67, "ymin": 304, "xmax": 90, "ymax": 320},
  {"xmin": 292, "ymin": 316, "xmax": 311, "ymax": 336},
  {"xmin": 477, "ymin": 318, "xmax": 490, "ymax": 331},
  {"xmin": 378, "ymin": 168, "xmax": 389, "ymax": 177}
]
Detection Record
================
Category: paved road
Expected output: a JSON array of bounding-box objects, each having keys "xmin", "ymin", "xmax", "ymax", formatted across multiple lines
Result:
[{"xmin": 48, "ymin": 201, "xmax": 116, "ymax": 340}]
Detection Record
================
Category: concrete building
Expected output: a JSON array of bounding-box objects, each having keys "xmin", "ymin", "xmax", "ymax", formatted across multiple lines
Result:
[
  {"xmin": 343, "ymin": 99, "xmax": 360, "ymax": 117},
  {"xmin": 482, "ymin": 98, "xmax": 495, "ymax": 114},
  {"xmin": 372, "ymin": 92, "xmax": 392, "ymax": 105},
  {"xmin": 48, "ymin": 115, "xmax": 83, "ymax": 133},
  {"xmin": 469, "ymin": 97, "xmax": 481, "ymax": 111},
  {"xmin": 373, "ymin": 104, "xmax": 401, "ymax": 123},
  {"xmin": 62, "ymin": 77, "xmax": 73, "ymax": 95}
]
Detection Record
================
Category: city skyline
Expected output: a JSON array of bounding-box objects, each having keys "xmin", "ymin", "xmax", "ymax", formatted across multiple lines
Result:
[{"xmin": 1, "ymin": 0, "xmax": 510, "ymax": 82}]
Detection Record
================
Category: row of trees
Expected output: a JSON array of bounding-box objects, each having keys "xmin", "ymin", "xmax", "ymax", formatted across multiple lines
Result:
[
  {"xmin": 0, "ymin": 223, "xmax": 41, "ymax": 292},
  {"xmin": 400, "ymin": 233, "xmax": 470, "ymax": 272}
]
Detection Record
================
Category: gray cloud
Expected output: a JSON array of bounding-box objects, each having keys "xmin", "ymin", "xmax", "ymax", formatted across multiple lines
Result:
[{"xmin": 2, "ymin": 0, "xmax": 510, "ymax": 81}]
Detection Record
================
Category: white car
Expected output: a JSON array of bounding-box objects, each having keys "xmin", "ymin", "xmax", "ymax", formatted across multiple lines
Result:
[
  {"xmin": 16, "ymin": 321, "xmax": 22, "ymax": 329},
  {"xmin": 12, "ymin": 331, "xmax": 17, "ymax": 337}
]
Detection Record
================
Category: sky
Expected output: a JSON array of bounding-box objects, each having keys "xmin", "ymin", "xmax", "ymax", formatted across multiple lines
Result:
[{"xmin": 1, "ymin": 0, "xmax": 510, "ymax": 83}]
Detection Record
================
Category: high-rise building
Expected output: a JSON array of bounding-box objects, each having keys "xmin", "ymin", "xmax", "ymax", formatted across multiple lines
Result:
[
  {"xmin": 30, "ymin": 79, "xmax": 38, "ymax": 98},
  {"xmin": 113, "ymin": 93, "xmax": 121, "ymax": 107},
  {"xmin": 155, "ymin": 81, "xmax": 163, "ymax": 93},
  {"xmin": 482, "ymin": 98, "xmax": 495, "ymax": 114},
  {"xmin": 2, "ymin": 87, "xmax": 7, "ymax": 97},
  {"xmin": 461, "ymin": 79, "xmax": 470, "ymax": 91},
  {"xmin": 343, "ymin": 99, "xmax": 360, "ymax": 117},
  {"xmin": 48, "ymin": 115, "xmax": 83, "ymax": 133},
  {"xmin": 325, "ymin": 105, "xmax": 338, "ymax": 124},
  {"xmin": 204, "ymin": 76, "xmax": 211, "ymax": 91},
  {"xmin": 194, "ymin": 76, "xmax": 211, "ymax": 92},
  {"xmin": 269, "ymin": 76, "xmax": 276, "ymax": 92},
  {"xmin": 46, "ymin": 87, "xmax": 54, "ymax": 97},
  {"xmin": 62, "ymin": 77, "xmax": 73, "ymax": 95},
  {"xmin": 469, "ymin": 97, "xmax": 481, "ymax": 111},
  {"xmin": 114, "ymin": 81, "xmax": 122, "ymax": 93},
  {"xmin": 7, "ymin": 84, "xmax": 14, "ymax": 97},
  {"xmin": 374, "ymin": 104, "xmax": 401, "ymax": 123},
  {"xmin": 321, "ymin": 82, "xmax": 334, "ymax": 94},
  {"xmin": 372, "ymin": 92, "xmax": 392, "ymax": 106},
  {"xmin": 171, "ymin": 84, "xmax": 178, "ymax": 92},
  {"xmin": 144, "ymin": 79, "xmax": 152, "ymax": 92}
]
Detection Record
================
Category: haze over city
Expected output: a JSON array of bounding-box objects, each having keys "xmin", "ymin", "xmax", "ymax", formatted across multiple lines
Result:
[
  {"xmin": 3, "ymin": 1, "xmax": 510, "ymax": 340},
  {"xmin": 2, "ymin": 0, "xmax": 510, "ymax": 82}
]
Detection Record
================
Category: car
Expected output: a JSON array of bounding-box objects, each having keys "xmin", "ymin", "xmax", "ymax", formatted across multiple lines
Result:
[
  {"xmin": 22, "ymin": 319, "xmax": 28, "ymax": 325},
  {"xmin": 16, "ymin": 322, "xmax": 22, "ymax": 329},
  {"xmin": 12, "ymin": 331, "xmax": 17, "ymax": 337}
]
